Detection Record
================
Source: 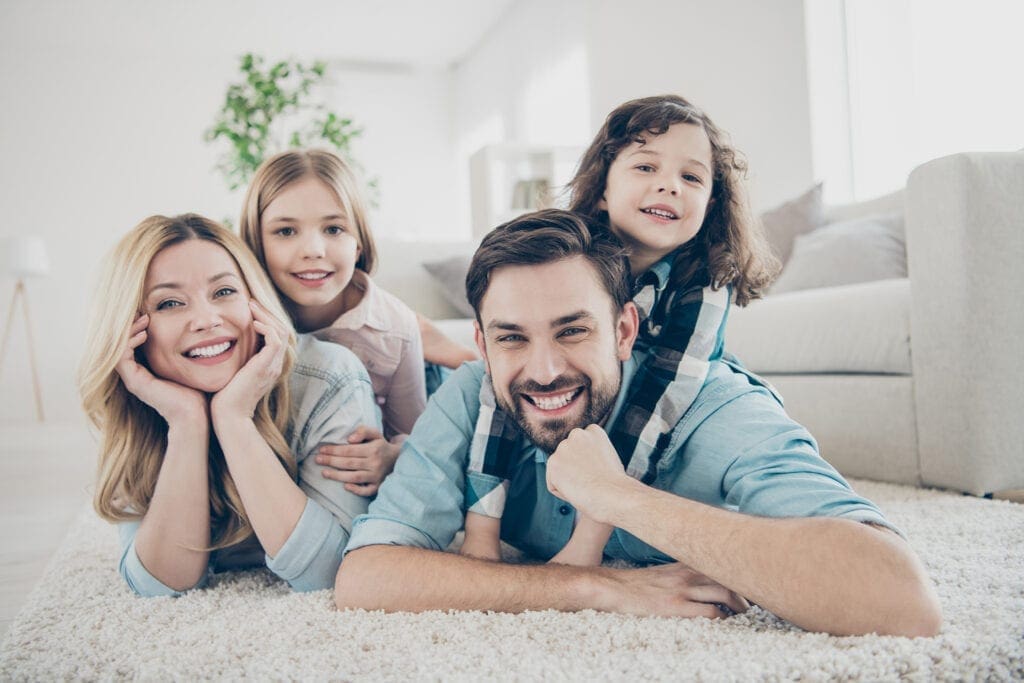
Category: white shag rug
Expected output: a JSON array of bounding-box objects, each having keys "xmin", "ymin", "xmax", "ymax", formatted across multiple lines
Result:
[{"xmin": 2, "ymin": 479, "xmax": 1022, "ymax": 681}]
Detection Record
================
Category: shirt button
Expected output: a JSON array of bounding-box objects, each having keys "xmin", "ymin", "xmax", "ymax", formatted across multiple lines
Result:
[{"xmin": 558, "ymin": 505, "xmax": 571, "ymax": 515}]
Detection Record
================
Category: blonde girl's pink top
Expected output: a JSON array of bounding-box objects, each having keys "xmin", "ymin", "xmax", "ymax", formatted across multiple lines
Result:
[{"xmin": 311, "ymin": 270, "xmax": 427, "ymax": 439}]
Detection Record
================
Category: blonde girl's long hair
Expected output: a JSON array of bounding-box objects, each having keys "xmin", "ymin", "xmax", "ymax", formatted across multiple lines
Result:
[
  {"xmin": 238, "ymin": 148, "xmax": 377, "ymax": 277},
  {"xmin": 78, "ymin": 214, "xmax": 297, "ymax": 549}
]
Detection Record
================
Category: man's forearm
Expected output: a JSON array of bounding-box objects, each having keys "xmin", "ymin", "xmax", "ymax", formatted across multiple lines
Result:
[
  {"xmin": 335, "ymin": 545, "xmax": 590, "ymax": 612},
  {"xmin": 599, "ymin": 478, "xmax": 942, "ymax": 636},
  {"xmin": 334, "ymin": 544, "xmax": 747, "ymax": 618}
]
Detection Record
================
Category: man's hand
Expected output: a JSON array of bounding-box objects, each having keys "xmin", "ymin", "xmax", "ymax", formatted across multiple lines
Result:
[
  {"xmin": 546, "ymin": 425, "xmax": 634, "ymax": 523},
  {"xmin": 315, "ymin": 425, "xmax": 401, "ymax": 496},
  {"xmin": 597, "ymin": 562, "xmax": 750, "ymax": 618}
]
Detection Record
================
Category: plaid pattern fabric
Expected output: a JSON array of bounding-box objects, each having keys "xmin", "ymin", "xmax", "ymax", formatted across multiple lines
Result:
[
  {"xmin": 466, "ymin": 263, "xmax": 731, "ymax": 513},
  {"xmin": 608, "ymin": 281, "xmax": 730, "ymax": 483},
  {"xmin": 466, "ymin": 374, "xmax": 523, "ymax": 517}
]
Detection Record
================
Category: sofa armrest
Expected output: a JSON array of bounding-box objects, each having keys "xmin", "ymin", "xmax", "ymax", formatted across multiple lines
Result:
[{"xmin": 906, "ymin": 151, "xmax": 1024, "ymax": 493}]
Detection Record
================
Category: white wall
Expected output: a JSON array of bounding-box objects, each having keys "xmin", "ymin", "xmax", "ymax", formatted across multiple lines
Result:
[
  {"xmin": 805, "ymin": 0, "xmax": 1024, "ymax": 202},
  {"xmin": 451, "ymin": 0, "xmax": 815, "ymax": 220},
  {"xmin": 0, "ymin": 2, "xmax": 457, "ymax": 421},
  {"xmin": 584, "ymin": 0, "xmax": 815, "ymax": 212},
  {"xmin": 451, "ymin": 0, "xmax": 591, "ymax": 233},
  {"xmin": 321, "ymin": 64, "xmax": 459, "ymax": 241}
]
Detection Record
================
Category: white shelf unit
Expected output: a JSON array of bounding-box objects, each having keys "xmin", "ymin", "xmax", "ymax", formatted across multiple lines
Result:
[{"xmin": 468, "ymin": 144, "xmax": 585, "ymax": 240}]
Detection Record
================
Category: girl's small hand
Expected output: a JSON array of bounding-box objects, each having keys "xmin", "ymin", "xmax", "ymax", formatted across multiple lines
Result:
[
  {"xmin": 211, "ymin": 300, "xmax": 289, "ymax": 421},
  {"xmin": 115, "ymin": 314, "xmax": 207, "ymax": 424},
  {"xmin": 315, "ymin": 425, "xmax": 400, "ymax": 496}
]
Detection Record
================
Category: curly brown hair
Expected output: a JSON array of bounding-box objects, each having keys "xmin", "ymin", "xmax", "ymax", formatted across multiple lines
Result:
[{"xmin": 569, "ymin": 94, "xmax": 778, "ymax": 305}]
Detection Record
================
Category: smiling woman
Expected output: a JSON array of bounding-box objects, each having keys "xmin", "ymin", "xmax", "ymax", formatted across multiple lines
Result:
[{"xmin": 77, "ymin": 214, "xmax": 381, "ymax": 597}]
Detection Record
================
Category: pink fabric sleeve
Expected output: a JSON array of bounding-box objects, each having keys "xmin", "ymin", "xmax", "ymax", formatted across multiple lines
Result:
[{"xmin": 378, "ymin": 315, "xmax": 427, "ymax": 438}]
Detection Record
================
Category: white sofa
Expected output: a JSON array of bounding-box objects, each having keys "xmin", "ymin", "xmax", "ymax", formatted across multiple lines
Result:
[{"xmin": 375, "ymin": 152, "xmax": 1024, "ymax": 495}]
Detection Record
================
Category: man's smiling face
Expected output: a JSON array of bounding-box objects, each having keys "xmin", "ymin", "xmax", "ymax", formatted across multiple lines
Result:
[{"xmin": 474, "ymin": 255, "xmax": 637, "ymax": 452}]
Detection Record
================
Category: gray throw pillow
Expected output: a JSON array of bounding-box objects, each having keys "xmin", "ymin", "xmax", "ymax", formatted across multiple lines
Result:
[
  {"xmin": 770, "ymin": 213, "xmax": 906, "ymax": 295},
  {"xmin": 760, "ymin": 183, "xmax": 825, "ymax": 266},
  {"xmin": 422, "ymin": 255, "xmax": 474, "ymax": 318}
]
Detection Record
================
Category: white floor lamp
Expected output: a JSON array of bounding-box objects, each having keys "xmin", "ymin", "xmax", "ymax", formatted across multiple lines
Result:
[{"xmin": 1, "ymin": 236, "xmax": 49, "ymax": 421}]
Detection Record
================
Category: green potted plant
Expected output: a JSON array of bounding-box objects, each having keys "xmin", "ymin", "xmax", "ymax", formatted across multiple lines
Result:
[{"xmin": 205, "ymin": 53, "xmax": 374, "ymax": 196}]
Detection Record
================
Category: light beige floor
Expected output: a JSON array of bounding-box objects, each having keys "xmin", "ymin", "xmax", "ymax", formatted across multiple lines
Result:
[{"xmin": 0, "ymin": 419, "xmax": 95, "ymax": 641}]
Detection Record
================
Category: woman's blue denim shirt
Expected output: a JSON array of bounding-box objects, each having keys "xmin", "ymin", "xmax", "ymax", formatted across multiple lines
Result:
[{"xmin": 118, "ymin": 334, "xmax": 381, "ymax": 597}]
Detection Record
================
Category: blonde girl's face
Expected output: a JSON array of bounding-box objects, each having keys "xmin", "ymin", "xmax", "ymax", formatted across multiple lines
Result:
[
  {"xmin": 599, "ymin": 122, "xmax": 714, "ymax": 275},
  {"xmin": 140, "ymin": 239, "xmax": 257, "ymax": 393},
  {"xmin": 259, "ymin": 176, "xmax": 361, "ymax": 327}
]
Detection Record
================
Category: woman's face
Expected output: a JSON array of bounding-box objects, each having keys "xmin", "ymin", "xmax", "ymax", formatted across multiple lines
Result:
[{"xmin": 140, "ymin": 239, "xmax": 257, "ymax": 393}]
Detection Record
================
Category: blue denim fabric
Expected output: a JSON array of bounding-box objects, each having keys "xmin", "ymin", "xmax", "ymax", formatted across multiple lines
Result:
[
  {"xmin": 118, "ymin": 334, "xmax": 381, "ymax": 597},
  {"xmin": 346, "ymin": 355, "xmax": 899, "ymax": 562}
]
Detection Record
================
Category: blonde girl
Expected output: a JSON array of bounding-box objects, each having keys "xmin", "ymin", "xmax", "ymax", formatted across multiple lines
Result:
[
  {"xmin": 240, "ymin": 149, "xmax": 474, "ymax": 496},
  {"xmin": 80, "ymin": 214, "xmax": 380, "ymax": 596}
]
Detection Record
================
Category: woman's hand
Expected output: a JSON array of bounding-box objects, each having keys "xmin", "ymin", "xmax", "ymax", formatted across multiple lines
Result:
[
  {"xmin": 115, "ymin": 314, "xmax": 207, "ymax": 425},
  {"xmin": 211, "ymin": 300, "xmax": 289, "ymax": 422},
  {"xmin": 315, "ymin": 425, "xmax": 401, "ymax": 496}
]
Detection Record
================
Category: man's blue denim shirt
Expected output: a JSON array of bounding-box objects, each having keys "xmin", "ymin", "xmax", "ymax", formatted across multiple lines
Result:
[{"xmin": 345, "ymin": 354, "xmax": 898, "ymax": 563}]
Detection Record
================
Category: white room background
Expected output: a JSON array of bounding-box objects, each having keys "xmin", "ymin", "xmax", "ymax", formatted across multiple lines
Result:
[{"xmin": 1, "ymin": 0, "xmax": 1019, "ymax": 423}]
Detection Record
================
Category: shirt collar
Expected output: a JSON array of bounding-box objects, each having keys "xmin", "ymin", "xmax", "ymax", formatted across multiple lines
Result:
[
  {"xmin": 633, "ymin": 251, "xmax": 675, "ymax": 296},
  {"xmin": 321, "ymin": 270, "xmax": 389, "ymax": 332}
]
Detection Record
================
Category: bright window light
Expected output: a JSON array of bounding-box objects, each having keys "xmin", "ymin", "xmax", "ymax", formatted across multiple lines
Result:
[{"xmin": 806, "ymin": 0, "xmax": 1024, "ymax": 203}]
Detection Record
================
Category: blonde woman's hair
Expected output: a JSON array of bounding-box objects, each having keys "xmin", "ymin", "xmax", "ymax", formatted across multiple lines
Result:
[
  {"xmin": 239, "ymin": 149, "xmax": 377, "ymax": 279},
  {"xmin": 78, "ymin": 214, "xmax": 297, "ymax": 549}
]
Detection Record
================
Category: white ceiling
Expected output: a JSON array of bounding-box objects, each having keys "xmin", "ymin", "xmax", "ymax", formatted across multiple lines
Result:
[{"xmin": 4, "ymin": 0, "xmax": 519, "ymax": 68}]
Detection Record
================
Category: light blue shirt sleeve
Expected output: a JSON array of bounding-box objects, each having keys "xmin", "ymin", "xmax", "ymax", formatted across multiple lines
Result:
[
  {"xmin": 268, "ymin": 335, "xmax": 382, "ymax": 591},
  {"xmin": 117, "ymin": 520, "xmax": 208, "ymax": 598},
  {"xmin": 344, "ymin": 361, "xmax": 485, "ymax": 555},
  {"xmin": 659, "ymin": 362, "xmax": 902, "ymax": 536}
]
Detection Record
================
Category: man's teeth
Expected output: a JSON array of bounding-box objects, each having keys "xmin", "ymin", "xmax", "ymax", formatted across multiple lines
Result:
[
  {"xmin": 642, "ymin": 208, "xmax": 678, "ymax": 219},
  {"xmin": 530, "ymin": 390, "xmax": 578, "ymax": 410},
  {"xmin": 295, "ymin": 272, "xmax": 329, "ymax": 280},
  {"xmin": 188, "ymin": 341, "xmax": 231, "ymax": 358}
]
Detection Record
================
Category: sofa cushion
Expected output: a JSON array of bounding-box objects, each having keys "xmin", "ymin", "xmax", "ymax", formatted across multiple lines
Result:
[
  {"xmin": 760, "ymin": 183, "xmax": 825, "ymax": 265},
  {"xmin": 726, "ymin": 278, "xmax": 911, "ymax": 375},
  {"xmin": 375, "ymin": 239, "xmax": 476, "ymax": 319},
  {"xmin": 823, "ymin": 188, "xmax": 904, "ymax": 224},
  {"xmin": 422, "ymin": 254, "xmax": 474, "ymax": 317},
  {"xmin": 771, "ymin": 213, "xmax": 907, "ymax": 295}
]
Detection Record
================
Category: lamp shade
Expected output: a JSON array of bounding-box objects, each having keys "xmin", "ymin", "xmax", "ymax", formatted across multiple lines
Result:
[{"xmin": 3, "ymin": 236, "xmax": 50, "ymax": 277}]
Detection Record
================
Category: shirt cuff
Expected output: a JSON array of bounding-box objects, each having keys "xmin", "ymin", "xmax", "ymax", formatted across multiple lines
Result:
[
  {"xmin": 344, "ymin": 516, "xmax": 443, "ymax": 556},
  {"xmin": 842, "ymin": 509, "xmax": 906, "ymax": 539},
  {"xmin": 119, "ymin": 540, "xmax": 206, "ymax": 598},
  {"xmin": 265, "ymin": 498, "xmax": 348, "ymax": 592}
]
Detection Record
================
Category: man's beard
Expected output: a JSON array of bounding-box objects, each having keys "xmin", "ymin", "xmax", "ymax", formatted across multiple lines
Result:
[{"xmin": 497, "ymin": 370, "xmax": 620, "ymax": 453}]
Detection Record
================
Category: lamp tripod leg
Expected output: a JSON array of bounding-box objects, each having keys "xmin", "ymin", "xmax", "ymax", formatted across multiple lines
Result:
[
  {"xmin": 0, "ymin": 283, "xmax": 20, "ymax": 386},
  {"xmin": 18, "ymin": 281, "xmax": 45, "ymax": 421}
]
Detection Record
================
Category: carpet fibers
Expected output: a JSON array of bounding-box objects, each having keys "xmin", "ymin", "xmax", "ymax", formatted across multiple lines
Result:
[{"xmin": 2, "ymin": 479, "xmax": 1022, "ymax": 681}]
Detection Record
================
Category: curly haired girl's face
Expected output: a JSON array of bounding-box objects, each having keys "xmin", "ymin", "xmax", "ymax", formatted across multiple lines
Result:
[
  {"xmin": 599, "ymin": 122, "xmax": 714, "ymax": 275},
  {"xmin": 140, "ymin": 240, "xmax": 257, "ymax": 392}
]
